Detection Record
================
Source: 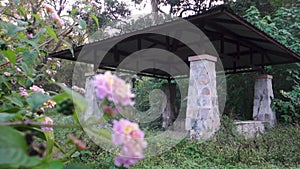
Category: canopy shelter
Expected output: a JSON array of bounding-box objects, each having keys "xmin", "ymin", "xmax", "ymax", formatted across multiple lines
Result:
[
  {"xmin": 48, "ymin": 5, "xmax": 300, "ymax": 77},
  {"xmin": 48, "ymin": 5, "xmax": 300, "ymax": 139}
]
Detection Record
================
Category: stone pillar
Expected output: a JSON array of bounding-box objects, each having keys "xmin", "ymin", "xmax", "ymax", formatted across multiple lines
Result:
[
  {"xmin": 186, "ymin": 54, "xmax": 220, "ymax": 140},
  {"xmin": 253, "ymin": 75, "xmax": 276, "ymax": 127},
  {"xmin": 83, "ymin": 72, "xmax": 102, "ymax": 122},
  {"xmin": 162, "ymin": 82, "xmax": 178, "ymax": 129}
]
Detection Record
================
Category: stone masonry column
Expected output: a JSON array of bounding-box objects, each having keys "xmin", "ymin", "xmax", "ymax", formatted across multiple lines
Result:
[
  {"xmin": 253, "ymin": 75, "xmax": 276, "ymax": 127},
  {"xmin": 186, "ymin": 54, "xmax": 220, "ymax": 140},
  {"xmin": 83, "ymin": 72, "xmax": 102, "ymax": 122}
]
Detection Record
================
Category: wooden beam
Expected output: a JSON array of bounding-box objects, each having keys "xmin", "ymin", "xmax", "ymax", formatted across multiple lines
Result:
[{"xmin": 205, "ymin": 22, "xmax": 267, "ymax": 54}]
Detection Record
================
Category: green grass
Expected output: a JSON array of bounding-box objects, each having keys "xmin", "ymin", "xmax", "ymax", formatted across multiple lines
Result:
[{"xmin": 54, "ymin": 115, "xmax": 300, "ymax": 169}]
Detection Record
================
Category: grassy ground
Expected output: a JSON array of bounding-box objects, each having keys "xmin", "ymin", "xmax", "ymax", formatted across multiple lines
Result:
[{"xmin": 53, "ymin": 115, "xmax": 300, "ymax": 169}]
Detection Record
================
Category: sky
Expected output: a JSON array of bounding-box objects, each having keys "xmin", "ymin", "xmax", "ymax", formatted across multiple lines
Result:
[{"xmin": 126, "ymin": 0, "xmax": 224, "ymax": 16}]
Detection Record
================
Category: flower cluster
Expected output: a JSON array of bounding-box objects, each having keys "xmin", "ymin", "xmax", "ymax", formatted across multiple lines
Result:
[
  {"xmin": 41, "ymin": 116, "xmax": 53, "ymax": 131},
  {"xmin": 43, "ymin": 100, "xmax": 56, "ymax": 108},
  {"xmin": 72, "ymin": 85, "xmax": 86, "ymax": 95},
  {"xmin": 43, "ymin": 4, "xmax": 64, "ymax": 27},
  {"xmin": 30, "ymin": 85, "xmax": 45, "ymax": 93},
  {"xmin": 93, "ymin": 71, "xmax": 135, "ymax": 106},
  {"xmin": 112, "ymin": 119, "xmax": 147, "ymax": 168},
  {"xmin": 19, "ymin": 87, "xmax": 29, "ymax": 97}
]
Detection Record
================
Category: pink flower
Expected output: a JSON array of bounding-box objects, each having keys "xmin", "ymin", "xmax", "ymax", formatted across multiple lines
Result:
[
  {"xmin": 19, "ymin": 87, "xmax": 29, "ymax": 97},
  {"xmin": 41, "ymin": 116, "xmax": 53, "ymax": 131},
  {"xmin": 72, "ymin": 85, "xmax": 85, "ymax": 95},
  {"xmin": 52, "ymin": 70, "xmax": 57, "ymax": 75},
  {"xmin": 56, "ymin": 18, "xmax": 64, "ymax": 27},
  {"xmin": 112, "ymin": 119, "xmax": 147, "ymax": 168},
  {"xmin": 27, "ymin": 33, "xmax": 33, "ymax": 39},
  {"xmin": 4, "ymin": 72, "xmax": 10, "ymax": 76},
  {"xmin": 114, "ymin": 156, "xmax": 139, "ymax": 168},
  {"xmin": 56, "ymin": 61, "xmax": 61, "ymax": 67},
  {"xmin": 38, "ymin": 108, "xmax": 45, "ymax": 115},
  {"xmin": 15, "ymin": 66, "xmax": 22, "ymax": 72},
  {"xmin": 93, "ymin": 71, "xmax": 135, "ymax": 106},
  {"xmin": 51, "ymin": 13, "xmax": 64, "ymax": 27},
  {"xmin": 43, "ymin": 4, "xmax": 55, "ymax": 13},
  {"xmin": 10, "ymin": 79, "xmax": 16, "ymax": 85},
  {"xmin": 30, "ymin": 85, "xmax": 45, "ymax": 93},
  {"xmin": 71, "ymin": 85, "xmax": 80, "ymax": 91},
  {"xmin": 51, "ymin": 78, "xmax": 55, "ymax": 82},
  {"xmin": 51, "ymin": 12, "xmax": 59, "ymax": 20},
  {"xmin": 46, "ymin": 69, "xmax": 51, "ymax": 75},
  {"xmin": 79, "ymin": 88, "xmax": 86, "ymax": 94},
  {"xmin": 111, "ymin": 77, "xmax": 135, "ymax": 106}
]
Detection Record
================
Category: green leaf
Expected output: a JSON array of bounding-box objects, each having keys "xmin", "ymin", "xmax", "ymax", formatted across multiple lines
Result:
[
  {"xmin": 0, "ymin": 76, "xmax": 10, "ymax": 89},
  {"xmin": 26, "ymin": 93, "xmax": 51, "ymax": 111},
  {"xmin": 35, "ymin": 28, "xmax": 47, "ymax": 38},
  {"xmin": 14, "ymin": 0, "xmax": 20, "ymax": 4},
  {"xmin": 0, "ymin": 126, "xmax": 40, "ymax": 168},
  {"xmin": 22, "ymin": 50, "xmax": 38, "ymax": 66},
  {"xmin": 57, "ymin": 83, "xmax": 87, "ymax": 113},
  {"xmin": 70, "ymin": 151, "xmax": 81, "ymax": 158},
  {"xmin": 0, "ymin": 113, "xmax": 15, "ymax": 122},
  {"xmin": 64, "ymin": 163, "xmax": 91, "ymax": 169},
  {"xmin": 15, "ymin": 19, "xmax": 28, "ymax": 26},
  {"xmin": 20, "ymin": 62, "xmax": 33, "ymax": 77},
  {"xmin": 52, "ymin": 92, "xmax": 69, "ymax": 103},
  {"xmin": 77, "ymin": 19, "xmax": 87, "ymax": 29},
  {"xmin": 33, "ymin": 160, "xmax": 64, "ymax": 169},
  {"xmin": 0, "ymin": 107, "xmax": 20, "ymax": 114},
  {"xmin": 61, "ymin": 39, "xmax": 74, "ymax": 57},
  {"xmin": 31, "ymin": 14, "xmax": 41, "ymax": 21},
  {"xmin": 48, "ymin": 160, "xmax": 64, "ymax": 169},
  {"xmin": 44, "ymin": 130, "xmax": 55, "ymax": 159},
  {"xmin": 99, "ymin": 128, "xmax": 112, "ymax": 140},
  {"xmin": 4, "ymin": 96, "xmax": 23, "ymax": 107},
  {"xmin": 69, "ymin": 8, "xmax": 78, "ymax": 16},
  {"xmin": 6, "ymin": 23, "xmax": 26, "ymax": 36},
  {"xmin": 45, "ymin": 26, "xmax": 58, "ymax": 41},
  {"xmin": 2, "ymin": 49, "xmax": 17, "ymax": 66},
  {"xmin": 90, "ymin": 14, "xmax": 99, "ymax": 28}
]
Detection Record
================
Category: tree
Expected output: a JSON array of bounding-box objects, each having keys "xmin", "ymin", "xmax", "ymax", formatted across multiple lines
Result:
[{"xmin": 224, "ymin": 4, "xmax": 300, "ymax": 121}]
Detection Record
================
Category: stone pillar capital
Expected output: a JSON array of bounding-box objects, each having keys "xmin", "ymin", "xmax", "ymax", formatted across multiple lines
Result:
[{"xmin": 188, "ymin": 54, "xmax": 217, "ymax": 62}]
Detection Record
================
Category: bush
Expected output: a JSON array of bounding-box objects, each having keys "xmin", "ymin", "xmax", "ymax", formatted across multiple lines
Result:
[
  {"xmin": 272, "ymin": 68, "xmax": 300, "ymax": 123},
  {"xmin": 131, "ymin": 118, "xmax": 300, "ymax": 168}
]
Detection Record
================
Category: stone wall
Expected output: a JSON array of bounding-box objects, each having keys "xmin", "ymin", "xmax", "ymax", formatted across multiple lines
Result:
[{"xmin": 234, "ymin": 121, "xmax": 265, "ymax": 139}]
